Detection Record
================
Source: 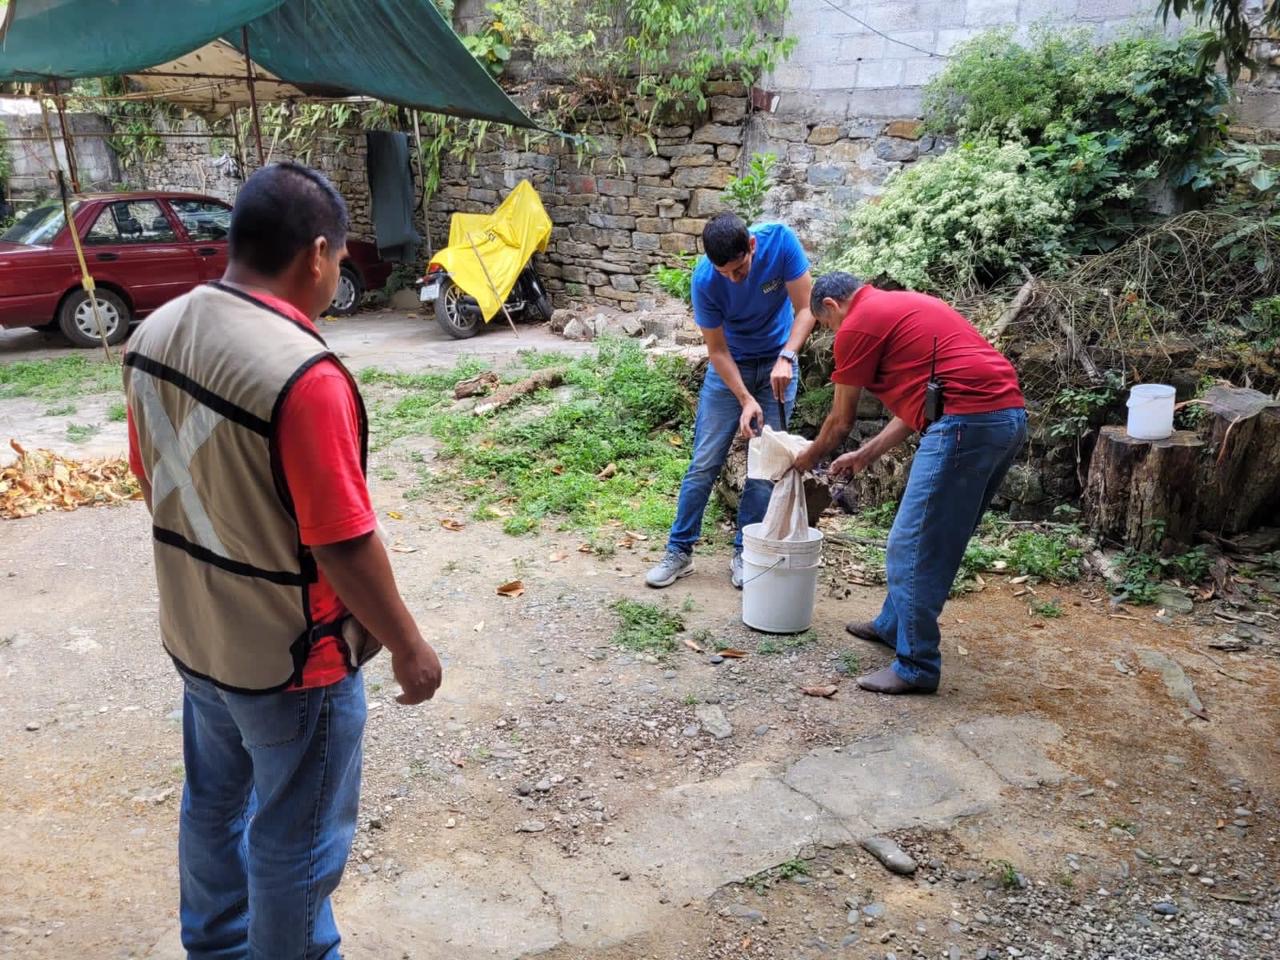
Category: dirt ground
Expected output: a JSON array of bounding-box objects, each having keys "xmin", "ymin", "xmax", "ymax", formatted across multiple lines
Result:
[{"xmin": 1, "ymin": 311, "xmax": 1278, "ymax": 960}]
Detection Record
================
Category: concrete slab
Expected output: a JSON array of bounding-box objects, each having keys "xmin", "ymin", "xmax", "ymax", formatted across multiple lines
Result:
[{"xmin": 954, "ymin": 716, "xmax": 1069, "ymax": 788}]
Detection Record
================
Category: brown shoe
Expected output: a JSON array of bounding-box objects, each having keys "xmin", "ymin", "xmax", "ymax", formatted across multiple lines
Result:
[
  {"xmin": 845, "ymin": 620, "xmax": 892, "ymax": 648},
  {"xmin": 855, "ymin": 665, "xmax": 936, "ymax": 695}
]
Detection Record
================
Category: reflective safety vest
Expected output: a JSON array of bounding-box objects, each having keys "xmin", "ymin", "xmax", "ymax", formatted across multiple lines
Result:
[{"xmin": 123, "ymin": 282, "xmax": 368, "ymax": 692}]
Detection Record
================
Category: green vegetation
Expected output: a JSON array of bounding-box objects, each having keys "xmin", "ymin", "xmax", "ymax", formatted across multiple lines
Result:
[
  {"xmin": 747, "ymin": 857, "xmax": 810, "ymax": 894},
  {"xmin": 722, "ymin": 152, "xmax": 778, "ymax": 225},
  {"xmin": 838, "ymin": 650, "xmax": 861, "ymax": 674},
  {"xmin": 827, "ymin": 28, "xmax": 1268, "ymax": 293},
  {"xmin": 1115, "ymin": 544, "xmax": 1212, "ymax": 605},
  {"xmin": 65, "ymin": 423, "xmax": 99, "ymax": 443},
  {"xmin": 1048, "ymin": 370, "xmax": 1126, "ymax": 440},
  {"xmin": 106, "ymin": 402, "xmax": 127, "ymax": 423},
  {"xmin": 990, "ymin": 858, "xmax": 1020, "ymax": 890},
  {"xmin": 651, "ymin": 255, "xmax": 696, "ymax": 303},
  {"xmin": 0, "ymin": 356, "xmax": 121, "ymax": 401},
  {"xmin": 1155, "ymin": 0, "xmax": 1280, "ymax": 84},
  {"xmin": 43, "ymin": 403, "xmax": 77, "ymax": 417},
  {"xmin": 363, "ymin": 342, "xmax": 709, "ymax": 542},
  {"xmin": 758, "ymin": 630, "xmax": 815, "ymax": 655},
  {"xmin": 611, "ymin": 599, "xmax": 685, "ymax": 655},
  {"xmin": 1030, "ymin": 599, "xmax": 1064, "ymax": 619}
]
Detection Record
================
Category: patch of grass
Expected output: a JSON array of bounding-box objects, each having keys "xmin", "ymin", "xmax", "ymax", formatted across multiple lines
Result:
[
  {"xmin": 43, "ymin": 402, "xmax": 77, "ymax": 417},
  {"xmin": 757, "ymin": 633, "xmax": 812, "ymax": 655},
  {"xmin": 0, "ymin": 356, "xmax": 121, "ymax": 400},
  {"xmin": 838, "ymin": 650, "xmax": 861, "ymax": 674},
  {"xmin": 367, "ymin": 341, "xmax": 710, "ymax": 540},
  {"xmin": 1115, "ymin": 545, "xmax": 1211, "ymax": 605},
  {"xmin": 106, "ymin": 401, "xmax": 126, "ymax": 423},
  {"xmin": 681, "ymin": 596, "xmax": 697, "ymax": 613},
  {"xmin": 683, "ymin": 693, "xmax": 699, "ymax": 706},
  {"xmin": 611, "ymin": 599, "xmax": 684, "ymax": 656},
  {"xmin": 1056, "ymin": 871, "xmax": 1075, "ymax": 889},
  {"xmin": 1008, "ymin": 530, "xmax": 1083, "ymax": 581},
  {"xmin": 374, "ymin": 465, "xmax": 397, "ymax": 481},
  {"xmin": 746, "ymin": 858, "xmax": 811, "ymax": 894},
  {"xmin": 1030, "ymin": 599, "xmax": 1063, "ymax": 619},
  {"xmin": 65, "ymin": 423, "xmax": 99, "ymax": 443},
  {"xmin": 758, "ymin": 638, "xmax": 780, "ymax": 655},
  {"xmin": 990, "ymin": 859, "xmax": 1020, "ymax": 890}
]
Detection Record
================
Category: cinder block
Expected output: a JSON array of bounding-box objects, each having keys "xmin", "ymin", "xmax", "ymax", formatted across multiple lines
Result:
[
  {"xmin": 1018, "ymin": 0, "xmax": 1078, "ymax": 22},
  {"xmin": 838, "ymin": 35, "xmax": 888, "ymax": 62},
  {"xmin": 936, "ymin": 27, "xmax": 981, "ymax": 53},
  {"xmin": 965, "ymin": 0, "xmax": 1019, "ymax": 27},
  {"xmin": 1077, "ymin": 0, "xmax": 1145, "ymax": 20},
  {"xmin": 855, "ymin": 59, "xmax": 906, "ymax": 89},
  {"xmin": 902, "ymin": 56, "xmax": 947, "ymax": 87}
]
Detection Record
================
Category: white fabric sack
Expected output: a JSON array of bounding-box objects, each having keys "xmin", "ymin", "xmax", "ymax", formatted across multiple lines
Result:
[{"xmin": 748, "ymin": 427, "xmax": 812, "ymax": 542}]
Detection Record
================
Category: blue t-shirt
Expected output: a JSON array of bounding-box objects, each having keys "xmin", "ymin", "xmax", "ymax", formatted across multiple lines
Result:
[{"xmin": 691, "ymin": 222, "xmax": 809, "ymax": 361}]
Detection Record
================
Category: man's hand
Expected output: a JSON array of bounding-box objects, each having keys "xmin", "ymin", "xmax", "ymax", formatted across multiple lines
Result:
[
  {"xmin": 791, "ymin": 444, "xmax": 819, "ymax": 475},
  {"xmin": 770, "ymin": 356, "xmax": 794, "ymax": 403},
  {"xmin": 830, "ymin": 445, "xmax": 879, "ymax": 478},
  {"xmin": 738, "ymin": 397, "xmax": 764, "ymax": 440},
  {"xmin": 392, "ymin": 636, "xmax": 443, "ymax": 705}
]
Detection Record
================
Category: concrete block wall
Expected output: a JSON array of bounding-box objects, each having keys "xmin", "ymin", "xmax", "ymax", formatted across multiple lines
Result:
[
  {"xmin": 1, "ymin": 110, "xmax": 119, "ymax": 201},
  {"xmin": 766, "ymin": 0, "xmax": 1178, "ymax": 119}
]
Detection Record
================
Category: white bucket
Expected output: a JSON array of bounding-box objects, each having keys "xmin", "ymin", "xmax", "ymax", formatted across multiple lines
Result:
[
  {"xmin": 741, "ymin": 522, "xmax": 824, "ymax": 634},
  {"xmin": 1126, "ymin": 383, "xmax": 1176, "ymax": 440}
]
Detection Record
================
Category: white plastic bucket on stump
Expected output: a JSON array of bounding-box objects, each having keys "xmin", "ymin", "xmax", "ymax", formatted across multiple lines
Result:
[
  {"xmin": 1126, "ymin": 383, "xmax": 1175, "ymax": 440},
  {"xmin": 741, "ymin": 522, "xmax": 824, "ymax": 634}
]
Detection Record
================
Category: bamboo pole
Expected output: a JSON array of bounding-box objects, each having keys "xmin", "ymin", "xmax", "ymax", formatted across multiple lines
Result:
[
  {"xmin": 241, "ymin": 27, "xmax": 265, "ymax": 166},
  {"xmin": 53, "ymin": 95, "xmax": 80, "ymax": 191},
  {"xmin": 466, "ymin": 231, "xmax": 519, "ymax": 337}
]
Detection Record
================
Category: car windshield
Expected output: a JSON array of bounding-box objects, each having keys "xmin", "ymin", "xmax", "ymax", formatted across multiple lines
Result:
[{"xmin": 0, "ymin": 201, "xmax": 78, "ymax": 246}]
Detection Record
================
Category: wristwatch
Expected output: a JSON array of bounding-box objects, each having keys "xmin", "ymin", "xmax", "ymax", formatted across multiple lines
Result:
[{"xmin": 779, "ymin": 349, "xmax": 797, "ymax": 363}]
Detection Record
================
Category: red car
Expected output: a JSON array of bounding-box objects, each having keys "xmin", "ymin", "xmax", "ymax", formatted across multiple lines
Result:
[{"xmin": 0, "ymin": 191, "xmax": 393, "ymax": 347}]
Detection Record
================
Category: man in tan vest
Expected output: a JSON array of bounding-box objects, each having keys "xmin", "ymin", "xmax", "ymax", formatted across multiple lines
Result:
[{"xmin": 125, "ymin": 161, "xmax": 442, "ymax": 958}]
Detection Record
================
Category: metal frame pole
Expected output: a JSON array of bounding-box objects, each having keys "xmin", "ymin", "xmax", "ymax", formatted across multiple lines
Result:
[{"xmin": 53, "ymin": 95, "xmax": 80, "ymax": 191}]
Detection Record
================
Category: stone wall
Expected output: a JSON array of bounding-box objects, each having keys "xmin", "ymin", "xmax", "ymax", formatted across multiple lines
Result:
[
  {"xmin": 426, "ymin": 82, "xmax": 939, "ymax": 308},
  {"xmin": 1, "ymin": 109, "xmax": 118, "ymax": 200}
]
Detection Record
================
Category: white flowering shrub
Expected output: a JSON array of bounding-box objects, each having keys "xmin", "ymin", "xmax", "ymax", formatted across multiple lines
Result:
[{"xmin": 824, "ymin": 140, "xmax": 1072, "ymax": 294}]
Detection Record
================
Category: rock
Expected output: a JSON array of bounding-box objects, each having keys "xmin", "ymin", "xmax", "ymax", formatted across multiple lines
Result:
[
  {"xmin": 722, "ymin": 903, "xmax": 765, "ymax": 924},
  {"xmin": 861, "ymin": 835, "xmax": 918, "ymax": 875},
  {"xmin": 562, "ymin": 316, "xmax": 594, "ymax": 341},
  {"xmin": 620, "ymin": 315, "xmax": 644, "ymax": 337},
  {"xmin": 862, "ymin": 902, "xmax": 886, "ymax": 919},
  {"xmin": 663, "ymin": 669, "xmax": 677, "ymax": 679},
  {"xmin": 445, "ymin": 817, "xmax": 456, "ymax": 829},
  {"xmin": 847, "ymin": 908, "xmax": 861, "ymax": 924},
  {"xmin": 1153, "ymin": 584, "xmax": 1194, "ymax": 615},
  {"xmin": 884, "ymin": 119, "xmax": 924, "ymax": 140},
  {"xmin": 24, "ymin": 721, "xmax": 40, "ymax": 732},
  {"xmin": 516, "ymin": 781, "xmax": 533, "ymax": 796},
  {"xmin": 516, "ymin": 819, "xmax": 547, "ymax": 833},
  {"xmin": 682, "ymin": 724, "xmax": 701, "ymax": 738},
  {"xmin": 754, "ymin": 724, "xmax": 770, "ymax": 736},
  {"xmin": 808, "ymin": 124, "xmax": 841, "ymax": 145},
  {"xmin": 694, "ymin": 704, "xmax": 733, "ymax": 739},
  {"xmin": 1153, "ymin": 901, "xmax": 1178, "ymax": 916},
  {"xmin": 1137, "ymin": 648, "xmax": 1207, "ymax": 718},
  {"xmin": 535, "ymin": 779, "xmax": 553, "ymax": 793},
  {"xmin": 708, "ymin": 654, "xmax": 724, "ymax": 665},
  {"xmin": 874, "ymin": 138, "xmax": 918, "ymax": 162},
  {"xmin": 549, "ymin": 308, "xmax": 577, "ymax": 334}
]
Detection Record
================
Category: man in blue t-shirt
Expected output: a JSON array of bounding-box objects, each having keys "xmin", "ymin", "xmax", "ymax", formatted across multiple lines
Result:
[{"xmin": 647, "ymin": 213, "xmax": 815, "ymax": 589}]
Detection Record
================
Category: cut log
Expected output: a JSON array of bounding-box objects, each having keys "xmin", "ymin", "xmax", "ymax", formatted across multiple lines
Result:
[
  {"xmin": 454, "ymin": 371, "xmax": 500, "ymax": 399},
  {"xmin": 473, "ymin": 368, "xmax": 565, "ymax": 415},
  {"xmin": 1083, "ymin": 426, "xmax": 1204, "ymax": 552},
  {"xmin": 1194, "ymin": 386, "xmax": 1280, "ymax": 535}
]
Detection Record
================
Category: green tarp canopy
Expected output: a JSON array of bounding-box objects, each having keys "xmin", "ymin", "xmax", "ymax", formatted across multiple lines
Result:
[{"xmin": 0, "ymin": 0, "xmax": 535, "ymax": 128}]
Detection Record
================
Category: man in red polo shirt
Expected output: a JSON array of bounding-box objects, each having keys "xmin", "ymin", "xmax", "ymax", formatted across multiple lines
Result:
[
  {"xmin": 793, "ymin": 272, "xmax": 1026, "ymax": 695},
  {"xmin": 125, "ymin": 161, "xmax": 441, "ymax": 957}
]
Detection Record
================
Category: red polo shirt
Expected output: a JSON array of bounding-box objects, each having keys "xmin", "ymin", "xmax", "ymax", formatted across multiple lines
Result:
[
  {"xmin": 831, "ymin": 286, "xmax": 1023, "ymax": 432},
  {"xmin": 127, "ymin": 290, "xmax": 375, "ymax": 690}
]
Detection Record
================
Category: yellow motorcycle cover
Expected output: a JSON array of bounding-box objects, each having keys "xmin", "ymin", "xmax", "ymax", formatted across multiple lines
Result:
[{"xmin": 428, "ymin": 180, "xmax": 553, "ymax": 322}]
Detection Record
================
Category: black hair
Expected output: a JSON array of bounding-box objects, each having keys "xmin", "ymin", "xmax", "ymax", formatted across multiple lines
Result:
[
  {"xmin": 810, "ymin": 271, "xmax": 863, "ymax": 313},
  {"xmin": 228, "ymin": 161, "xmax": 349, "ymax": 276},
  {"xmin": 701, "ymin": 213, "xmax": 751, "ymax": 267}
]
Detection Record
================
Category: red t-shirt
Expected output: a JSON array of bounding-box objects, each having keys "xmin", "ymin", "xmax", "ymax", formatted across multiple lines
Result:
[
  {"xmin": 831, "ymin": 286, "xmax": 1024, "ymax": 432},
  {"xmin": 127, "ymin": 290, "xmax": 375, "ymax": 690}
]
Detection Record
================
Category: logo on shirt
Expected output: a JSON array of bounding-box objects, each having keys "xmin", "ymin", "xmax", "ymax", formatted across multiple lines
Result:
[{"xmin": 760, "ymin": 277, "xmax": 783, "ymax": 295}]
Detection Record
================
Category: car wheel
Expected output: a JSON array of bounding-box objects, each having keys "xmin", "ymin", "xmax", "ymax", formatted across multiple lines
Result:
[
  {"xmin": 434, "ymin": 278, "xmax": 482, "ymax": 339},
  {"xmin": 58, "ymin": 289, "xmax": 131, "ymax": 348},
  {"xmin": 329, "ymin": 264, "xmax": 363, "ymax": 316}
]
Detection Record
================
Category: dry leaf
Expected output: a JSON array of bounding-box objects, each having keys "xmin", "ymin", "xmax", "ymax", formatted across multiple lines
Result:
[
  {"xmin": 624, "ymin": 530, "xmax": 649, "ymax": 542},
  {"xmin": 956, "ymin": 644, "xmax": 970, "ymax": 656},
  {"xmin": 390, "ymin": 544, "xmax": 418, "ymax": 554},
  {"xmin": 578, "ymin": 543, "xmax": 594, "ymax": 553},
  {"xmin": 440, "ymin": 518, "xmax": 465, "ymax": 532},
  {"xmin": 802, "ymin": 684, "xmax": 839, "ymax": 698},
  {"xmin": 548, "ymin": 551, "xmax": 568, "ymax": 563},
  {"xmin": 682, "ymin": 636, "xmax": 705, "ymax": 654},
  {"xmin": 387, "ymin": 510, "xmax": 403, "ymax": 520},
  {"xmin": 718, "ymin": 648, "xmax": 748, "ymax": 659},
  {"xmin": 667, "ymin": 435, "xmax": 683, "ymax": 446},
  {"xmin": 497, "ymin": 580, "xmax": 525, "ymax": 598},
  {"xmin": 1, "ymin": 442, "xmax": 140, "ymax": 520},
  {"xmin": 597, "ymin": 462, "xmax": 617, "ymax": 480}
]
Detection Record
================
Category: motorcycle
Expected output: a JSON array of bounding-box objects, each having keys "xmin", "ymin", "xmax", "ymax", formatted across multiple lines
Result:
[
  {"xmin": 418, "ymin": 180, "xmax": 554, "ymax": 341},
  {"xmin": 420, "ymin": 263, "xmax": 553, "ymax": 340}
]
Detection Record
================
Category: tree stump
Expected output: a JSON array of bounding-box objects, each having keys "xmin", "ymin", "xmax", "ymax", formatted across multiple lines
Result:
[
  {"xmin": 1083, "ymin": 426, "xmax": 1204, "ymax": 552},
  {"xmin": 1195, "ymin": 386, "xmax": 1280, "ymax": 535}
]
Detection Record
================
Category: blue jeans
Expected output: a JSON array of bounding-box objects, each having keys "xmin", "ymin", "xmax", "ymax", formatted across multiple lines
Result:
[
  {"xmin": 178, "ymin": 670, "xmax": 366, "ymax": 960},
  {"xmin": 667, "ymin": 356, "xmax": 798, "ymax": 553},
  {"xmin": 873, "ymin": 408, "xmax": 1027, "ymax": 690}
]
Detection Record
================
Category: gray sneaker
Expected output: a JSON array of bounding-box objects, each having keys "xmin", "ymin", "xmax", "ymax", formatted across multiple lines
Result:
[
  {"xmin": 646, "ymin": 549, "xmax": 693, "ymax": 588},
  {"xmin": 730, "ymin": 551, "xmax": 744, "ymax": 589}
]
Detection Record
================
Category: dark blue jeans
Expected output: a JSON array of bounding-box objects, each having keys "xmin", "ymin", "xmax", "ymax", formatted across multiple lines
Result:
[
  {"xmin": 667, "ymin": 356, "xmax": 798, "ymax": 553},
  {"xmin": 178, "ymin": 670, "xmax": 366, "ymax": 960},
  {"xmin": 874, "ymin": 408, "xmax": 1027, "ymax": 690}
]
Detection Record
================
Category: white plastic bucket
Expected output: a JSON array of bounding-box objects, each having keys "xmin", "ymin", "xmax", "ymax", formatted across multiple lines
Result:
[
  {"xmin": 1126, "ymin": 383, "xmax": 1176, "ymax": 440},
  {"xmin": 741, "ymin": 522, "xmax": 824, "ymax": 634}
]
